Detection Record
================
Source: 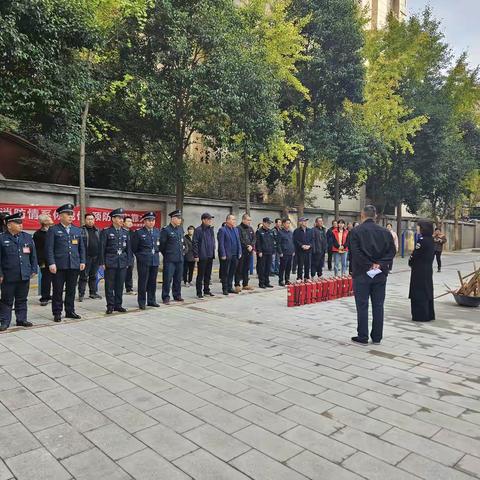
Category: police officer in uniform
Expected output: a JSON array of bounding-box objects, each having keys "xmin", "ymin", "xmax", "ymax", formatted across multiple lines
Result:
[
  {"xmin": 132, "ymin": 212, "xmax": 161, "ymax": 309},
  {"xmin": 99, "ymin": 208, "xmax": 131, "ymax": 314},
  {"xmin": 0, "ymin": 213, "xmax": 37, "ymax": 331},
  {"xmin": 46, "ymin": 204, "xmax": 86, "ymax": 322},
  {"xmin": 256, "ymin": 217, "xmax": 279, "ymax": 288},
  {"xmin": 160, "ymin": 210, "xmax": 184, "ymax": 304}
]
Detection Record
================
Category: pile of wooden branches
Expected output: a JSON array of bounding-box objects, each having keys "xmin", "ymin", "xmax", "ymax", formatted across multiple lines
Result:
[{"xmin": 457, "ymin": 267, "xmax": 480, "ymax": 297}]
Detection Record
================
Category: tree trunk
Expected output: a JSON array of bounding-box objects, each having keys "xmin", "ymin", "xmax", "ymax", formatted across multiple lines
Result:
[
  {"xmin": 79, "ymin": 99, "xmax": 90, "ymax": 223},
  {"xmin": 454, "ymin": 204, "xmax": 461, "ymax": 250},
  {"xmin": 175, "ymin": 145, "xmax": 184, "ymax": 211},
  {"xmin": 244, "ymin": 155, "xmax": 251, "ymax": 215},
  {"xmin": 334, "ymin": 167, "xmax": 340, "ymax": 220},
  {"xmin": 396, "ymin": 201, "xmax": 402, "ymax": 238}
]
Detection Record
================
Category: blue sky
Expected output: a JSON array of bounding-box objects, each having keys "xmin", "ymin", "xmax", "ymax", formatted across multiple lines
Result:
[{"xmin": 408, "ymin": 0, "xmax": 480, "ymax": 68}]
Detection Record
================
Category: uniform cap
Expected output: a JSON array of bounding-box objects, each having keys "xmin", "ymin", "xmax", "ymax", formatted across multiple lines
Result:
[
  {"xmin": 141, "ymin": 211, "xmax": 156, "ymax": 220},
  {"xmin": 109, "ymin": 208, "xmax": 126, "ymax": 218},
  {"xmin": 263, "ymin": 217, "xmax": 272, "ymax": 224},
  {"xmin": 298, "ymin": 217, "xmax": 309, "ymax": 222},
  {"xmin": 56, "ymin": 204, "xmax": 75, "ymax": 214},
  {"xmin": 201, "ymin": 212, "xmax": 214, "ymax": 220},
  {"xmin": 169, "ymin": 210, "xmax": 182, "ymax": 218},
  {"xmin": 5, "ymin": 212, "xmax": 23, "ymax": 223}
]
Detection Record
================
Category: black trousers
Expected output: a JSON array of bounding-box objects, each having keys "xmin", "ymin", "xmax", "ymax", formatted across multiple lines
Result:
[
  {"xmin": 196, "ymin": 258, "xmax": 213, "ymax": 295},
  {"xmin": 105, "ymin": 267, "xmax": 127, "ymax": 309},
  {"xmin": 220, "ymin": 256, "xmax": 238, "ymax": 293},
  {"xmin": 125, "ymin": 264, "xmax": 134, "ymax": 292},
  {"xmin": 296, "ymin": 250, "xmax": 311, "ymax": 280},
  {"xmin": 257, "ymin": 253, "xmax": 273, "ymax": 287},
  {"xmin": 52, "ymin": 269, "xmax": 79, "ymax": 315},
  {"xmin": 39, "ymin": 267, "xmax": 52, "ymax": 301},
  {"xmin": 411, "ymin": 299, "xmax": 435, "ymax": 322},
  {"xmin": 162, "ymin": 261, "xmax": 183, "ymax": 300},
  {"xmin": 311, "ymin": 253, "xmax": 325, "ymax": 277},
  {"xmin": 327, "ymin": 249, "xmax": 333, "ymax": 270},
  {"xmin": 183, "ymin": 261, "xmax": 195, "ymax": 284},
  {"xmin": 0, "ymin": 280, "xmax": 30, "ymax": 327},
  {"xmin": 434, "ymin": 251, "xmax": 442, "ymax": 270},
  {"xmin": 137, "ymin": 263, "xmax": 159, "ymax": 307},
  {"xmin": 353, "ymin": 273, "xmax": 387, "ymax": 342},
  {"xmin": 78, "ymin": 255, "xmax": 99, "ymax": 297},
  {"xmin": 235, "ymin": 250, "xmax": 251, "ymax": 287},
  {"xmin": 279, "ymin": 254, "xmax": 292, "ymax": 284}
]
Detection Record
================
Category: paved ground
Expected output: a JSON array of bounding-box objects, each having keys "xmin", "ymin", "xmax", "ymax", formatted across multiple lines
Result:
[{"xmin": 0, "ymin": 251, "xmax": 479, "ymax": 480}]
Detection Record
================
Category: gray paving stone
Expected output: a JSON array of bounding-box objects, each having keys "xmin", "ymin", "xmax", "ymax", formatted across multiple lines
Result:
[
  {"xmin": 77, "ymin": 386, "xmax": 125, "ymax": 411},
  {"xmin": 197, "ymin": 387, "xmax": 248, "ymax": 412},
  {"xmin": 56, "ymin": 373, "xmax": 97, "ymax": 393},
  {"xmin": 70, "ymin": 361, "xmax": 110, "ymax": 379},
  {"xmin": 275, "ymin": 375, "xmax": 325, "ymax": 395},
  {"xmin": 358, "ymin": 390, "xmax": 421, "ymax": 415},
  {"xmin": 398, "ymin": 453, "xmax": 476, "ymax": 480},
  {"xmin": 192, "ymin": 404, "xmax": 250, "ymax": 434},
  {"xmin": 0, "ymin": 422, "xmax": 41, "ymax": 459},
  {"xmin": 6, "ymin": 447, "xmax": 71, "ymax": 480},
  {"xmin": 282, "ymin": 425, "xmax": 356, "ymax": 463},
  {"xmin": 279, "ymin": 405, "xmax": 342, "ymax": 436},
  {"xmin": 276, "ymin": 388, "xmax": 332, "ymax": 414},
  {"xmin": 432, "ymin": 428, "xmax": 480, "ymax": 458},
  {"xmin": 37, "ymin": 362, "xmax": 76, "ymax": 379},
  {"xmin": 117, "ymin": 387, "xmax": 166, "ymax": 412},
  {"xmin": 61, "ymin": 448, "xmax": 131, "ymax": 480},
  {"xmin": 237, "ymin": 388, "xmax": 291, "ymax": 413},
  {"xmin": 3, "ymin": 362, "xmax": 39, "ymax": 379},
  {"xmin": 37, "ymin": 386, "xmax": 83, "ymax": 411},
  {"xmin": 342, "ymin": 452, "xmax": 419, "ymax": 480},
  {"xmin": 414, "ymin": 409, "xmax": 480, "ymax": 438},
  {"xmin": 129, "ymin": 374, "xmax": 173, "ymax": 394},
  {"xmin": 103, "ymin": 403, "xmax": 157, "ymax": 433},
  {"xmin": 233, "ymin": 424, "xmax": 303, "ymax": 461},
  {"xmin": 326, "ymin": 405, "xmax": 392, "ymax": 435},
  {"xmin": 84, "ymin": 423, "xmax": 145, "ymax": 460},
  {"xmin": 118, "ymin": 448, "xmax": 190, "ymax": 480},
  {"xmin": 93, "ymin": 373, "xmax": 136, "ymax": 394},
  {"xmin": 0, "ymin": 386, "xmax": 40, "ymax": 410},
  {"xmin": 58, "ymin": 402, "xmax": 111, "ymax": 433},
  {"xmin": 287, "ymin": 450, "xmax": 363, "ymax": 480},
  {"xmin": 174, "ymin": 448, "xmax": 249, "ymax": 480},
  {"xmin": 0, "ymin": 407, "xmax": 16, "ymax": 428},
  {"xmin": 318, "ymin": 389, "xmax": 376, "ymax": 414},
  {"xmin": 382, "ymin": 427, "xmax": 464, "ymax": 466},
  {"xmin": 238, "ymin": 374, "xmax": 288, "ymax": 395},
  {"xmin": 230, "ymin": 449, "xmax": 308, "ymax": 480},
  {"xmin": 0, "ymin": 373, "xmax": 20, "ymax": 391},
  {"xmin": 333, "ymin": 426, "xmax": 409, "ymax": 465},
  {"xmin": 184, "ymin": 424, "xmax": 250, "ymax": 461},
  {"xmin": 0, "ymin": 460, "xmax": 12, "ymax": 480},
  {"xmin": 135, "ymin": 423, "xmax": 197, "ymax": 460},
  {"xmin": 456, "ymin": 455, "xmax": 480, "ymax": 478},
  {"xmin": 35, "ymin": 423, "xmax": 92, "ymax": 460},
  {"xmin": 166, "ymin": 374, "xmax": 211, "ymax": 394},
  {"xmin": 203, "ymin": 374, "xmax": 250, "ymax": 394},
  {"xmin": 147, "ymin": 403, "xmax": 202, "ymax": 433},
  {"xmin": 396, "ymin": 392, "xmax": 465, "ymax": 418},
  {"xmin": 235, "ymin": 404, "xmax": 297, "ymax": 434},
  {"xmin": 13, "ymin": 403, "xmax": 63, "ymax": 433}
]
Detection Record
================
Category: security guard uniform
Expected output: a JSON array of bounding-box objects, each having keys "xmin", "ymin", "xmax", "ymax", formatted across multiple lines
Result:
[
  {"xmin": 132, "ymin": 212, "xmax": 161, "ymax": 309},
  {"xmin": 0, "ymin": 213, "xmax": 37, "ymax": 330},
  {"xmin": 99, "ymin": 208, "xmax": 132, "ymax": 313},
  {"xmin": 256, "ymin": 218, "xmax": 279, "ymax": 288},
  {"xmin": 160, "ymin": 210, "xmax": 184, "ymax": 303},
  {"xmin": 46, "ymin": 204, "xmax": 86, "ymax": 321}
]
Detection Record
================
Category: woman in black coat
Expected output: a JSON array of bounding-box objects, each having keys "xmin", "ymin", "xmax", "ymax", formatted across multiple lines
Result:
[{"xmin": 408, "ymin": 220, "xmax": 435, "ymax": 322}]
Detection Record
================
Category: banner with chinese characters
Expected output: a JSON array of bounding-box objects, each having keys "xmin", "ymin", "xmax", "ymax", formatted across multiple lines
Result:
[{"xmin": 0, "ymin": 203, "xmax": 162, "ymax": 231}]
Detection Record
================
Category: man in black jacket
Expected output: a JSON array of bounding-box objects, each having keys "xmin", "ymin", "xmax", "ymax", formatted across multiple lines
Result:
[
  {"xmin": 33, "ymin": 214, "xmax": 54, "ymax": 306},
  {"xmin": 193, "ymin": 213, "xmax": 215, "ymax": 299},
  {"xmin": 78, "ymin": 213, "xmax": 101, "ymax": 301},
  {"xmin": 349, "ymin": 205, "xmax": 396, "ymax": 345},
  {"xmin": 235, "ymin": 213, "xmax": 255, "ymax": 292},
  {"xmin": 311, "ymin": 217, "xmax": 327, "ymax": 278},
  {"xmin": 326, "ymin": 220, "xmax": 337, "ymax": 271},
  {"xmin": 256, "ymin": 218, "xmax": 278, "ymax": 288}
]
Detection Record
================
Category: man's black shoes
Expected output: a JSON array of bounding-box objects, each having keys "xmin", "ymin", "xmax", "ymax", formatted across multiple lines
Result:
[
  {"xmin": 148, "ymin": 303, "xmax": 160, "ymax": 307},
  {"xmin": 197, "ymin": 294, "xmax": 204, "ymax": 299},
  {"xmin": 17, "ymin": 321, "xmax": 33, "ymax": 328},
  {"xmin": 114, "ymin": 307, "xmax": 127, "ymax": 313},
  {"xmin": 139, "ymin": 305, "xmax": 146, "ymax": 310},
  {"xmin": 0, "ymin": 325, "xmax": 7, "ymax": 332},
  {"xmin": 66, "ymin": 312, "xmax": 81, "ymax": 319},
  {"xmin": 106, "ymin": 308, "xmax": 114, "ymax": 314},
  {"xmin": 205, "ymin": 292, "xmax": 215, "ymax": 297},
  {"xmin": 279, "ymin": 281, "xmax": 285, "ymax": 287},
  {"xmin": 351, "ymin": 336, "xmax": 368, "ymax": 345},
  {"xmin": 90, "ymin": 293, "xmax": 102, "ymax": 299},
  {"xmin": 53, "ymin": 315, "xmax": 62, "ymax": 322}
]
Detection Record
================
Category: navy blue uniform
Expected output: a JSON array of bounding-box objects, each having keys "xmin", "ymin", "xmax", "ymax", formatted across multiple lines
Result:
[
  {"xmin": 160, "ymin": 224, "xmax": 184, "ymax": 301},
  {"xmin": 0, "ymin": 231, "xmax": 37, "ymax": 327},
  {"xmin": 46, "ymin": 223, "xmax": 86, "ymax": 316},
  {"xmin": 99, "ymin": 226, "xmax": 132, "ymax": 310},
  {"xmin": 277, "ymin": 228, "xmax": 294, "ymax": 285},
  {"xmin": 132, "ymin": 227, "xmax": 161, "ymax": 307},
  {"xmin": 255, "ymin": 227, "xmax": 279, "ymax": 287}
]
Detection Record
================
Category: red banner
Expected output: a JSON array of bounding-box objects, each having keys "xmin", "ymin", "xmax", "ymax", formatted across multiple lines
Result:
[{"xmin": 0, "ymin": 203, "xmax": 162, "ymax": 231}]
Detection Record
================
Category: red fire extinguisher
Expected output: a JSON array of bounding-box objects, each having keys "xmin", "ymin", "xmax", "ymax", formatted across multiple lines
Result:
[
  {"xmin": 287, "ymin": 284, "xmax": 295, "ymax": 307},
  {"xmin": 294, "ymin": 283, "xmax": 301, "ymax": 306},
  {"xmin": 328, "ymin": 278, "xmax": 335, "ymax": 300},
  {"xmin": 348, "ymin": 276, "xmax": 354, "ymax": 296},
  {"xmin": 336, "ymin": 277, "xmax": 343, "ymax": 298},
  {"xmin": 297, "ymin": 282, "xmax": 303, "ymax": 306},
  {"xmin": 322, "ymin": 279, "xmax": 328, "ymax": 301}
]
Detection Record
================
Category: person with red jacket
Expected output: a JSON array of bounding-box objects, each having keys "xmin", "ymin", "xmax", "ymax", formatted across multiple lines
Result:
[{"xmin": 332, "ymin": 219, "xmax": 349, "ymax": 276}]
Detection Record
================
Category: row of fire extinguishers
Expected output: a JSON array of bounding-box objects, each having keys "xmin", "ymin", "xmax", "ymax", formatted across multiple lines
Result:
[{"xmin": 287, "ymin": 276, "xmax": 354, "ymax": 307}]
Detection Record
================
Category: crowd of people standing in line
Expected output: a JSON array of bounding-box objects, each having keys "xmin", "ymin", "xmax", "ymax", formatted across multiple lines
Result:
[{"xmin": 0, "ymin": 205, "xmax": 444, "ymax": 337}]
